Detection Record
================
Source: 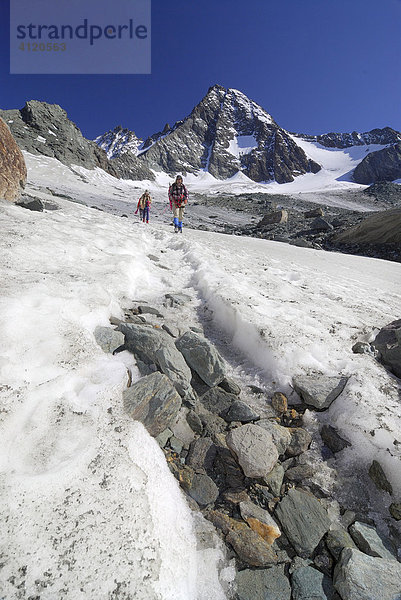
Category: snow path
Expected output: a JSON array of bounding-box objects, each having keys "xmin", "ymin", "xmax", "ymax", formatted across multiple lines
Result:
[{"xmin": 147, "ymin": 226, "xmax": 401, "ymax": 528}]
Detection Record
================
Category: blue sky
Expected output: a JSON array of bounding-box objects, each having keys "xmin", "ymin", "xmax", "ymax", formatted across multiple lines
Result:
[{"xmin": 1, "ymin": 0, "xmax": 400, "ymax": 141}]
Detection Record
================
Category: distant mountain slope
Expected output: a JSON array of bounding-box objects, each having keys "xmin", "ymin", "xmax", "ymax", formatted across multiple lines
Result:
[{"xmin": 296, "ymin": 127, "xmax": 401, "ymax": 149}]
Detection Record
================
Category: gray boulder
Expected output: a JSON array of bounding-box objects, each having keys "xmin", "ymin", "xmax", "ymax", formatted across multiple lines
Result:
[
  {"xmin": 257, "ymin": 419, "xmax": 292, "ymax": 455},
  {"xmin": 293, "ymin": 375, "xmax": 349, "ymax": 410},
  {"xmin": 218, "ymin": 377, "xmax": 241, "ymax": 395},
  {"xmin": 259, "ymin": 210, "xmax": 288, "ymax": 225},
  {"xmin": 120, "ymin": 323, "xmax": 192, "ymax": 395},
  {"xmin": 263, "ymin": 462, "xmax": 285, "ymax": 497},
  {"xmin": 199, "ymin": 387, "xmax": 236, "ymax": 415},
  {"xmin": 309, "ymin": 217, "xmax": 333, "ymax": 232},
  {"xmin": 372, "ymin": 319, "xmax": 401, "ymax": 378},
  {"xmin": 291, "ymin": 566, "xmax": 334, "ymax": 600},
  {"xmin": 208, "ymin": 510, "xmax": 278, "ymax": 567},
  {"xmin": 326, "ymin": 528, "xmax": 357, "ymax": 560},
  {"xmin": 226, "ymin": 423, "xmax": 279, "ymax": 478},
  {"xmin": 175, "ymin": 330, "xmax": 226, "ymax": 387},
  {"xmin": 235, "ymin": 565, "xmax": 291, "ymax": 600},
  {"xmin": 304, "ymin": 207, "xmax": 324, "ymax": 218},
  {"xmin": 222, "ymin": 400, "xmax": 260, "ymax": 423},
  {"xmin": 275, "ymin": 488, "xmax": 331, "ymax": 557},
  {"xmin": 16, "ymin": 197, "xmax": 44, "ymax": 211},
  {"xmin": 286, "ymin": 428, "xmax": 312, "ymax": 456},
  {"xmin": 334, "ymin": 548, "xmax": 401, "ymax": 600},
  {"xmin": 94, "ymin": 326, "xmax": 125, "ymax": 354},
  {"xmin": 186, "ymin": 438, "xmax": 216, "ymax": 472},
  {"xmin": 349, "ymin": 521, "xmax": 396, "ymax": 560},
  {"xmin": 123, "ymin": 372, "xmax": 182, "ymax": 437},
  {"xmin": 181, "ymin": 471, "xmax": 219, "ymax": 506}
]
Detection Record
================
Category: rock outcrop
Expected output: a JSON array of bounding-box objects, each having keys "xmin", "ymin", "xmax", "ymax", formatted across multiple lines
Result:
[
  {"xmin": 372, "ymin": 319, "xmax": 401, "ymax": 378},
  {"xmin": 0, "ymin": 116, "xmax": 27, "ymax": 201},
  {"xmin": 0, "ymin": 101, "xmax": 154, "ymax": 181},
  {"xmin": 353, "ymin": 142, "xmax": 401, "ymax": 184}
]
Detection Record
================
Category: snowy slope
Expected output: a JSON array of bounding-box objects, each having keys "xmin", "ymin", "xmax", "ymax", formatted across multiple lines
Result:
[
  {"xmin": 1, "ymin": 153, "xmax": 400, "ymax": 597},
  {"xmin": 0, "ymin": 197, "xmax": 233, "ymax": 600}
]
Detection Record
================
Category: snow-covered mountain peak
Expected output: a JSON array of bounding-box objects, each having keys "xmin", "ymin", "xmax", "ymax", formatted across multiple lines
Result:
[{"xmin": 94, "ymin": 125, "xmax": 143, "ymax": 159}]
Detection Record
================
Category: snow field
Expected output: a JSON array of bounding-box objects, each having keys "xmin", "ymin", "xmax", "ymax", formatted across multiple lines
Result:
[{"xmin": 0, "ymin": 198, "xmax": 231, "ymax": 599}]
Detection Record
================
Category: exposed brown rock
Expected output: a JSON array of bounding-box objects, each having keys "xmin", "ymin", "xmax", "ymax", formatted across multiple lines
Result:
[{"xmin": 0, "ymin": 117, "xmax": 27, "ymax": 201}]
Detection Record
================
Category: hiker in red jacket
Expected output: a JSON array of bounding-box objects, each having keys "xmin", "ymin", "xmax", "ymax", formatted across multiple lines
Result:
[
  {"xmin": 135, "ymin": 191, "xmax": 152, "ymax": 223},
  {"xmin": 168, "ymin": 175, "xmax": 188, "ymax": 233}
]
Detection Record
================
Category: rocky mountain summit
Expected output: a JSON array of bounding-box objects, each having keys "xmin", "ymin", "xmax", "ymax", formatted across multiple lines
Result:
[
  {"xmin": 94, "ymin": 125, "xmax": 144, "ymax": 159},
  {"xmin": 113, "ymin": 85, "xmax": 322, "ymax": 183},
  {"xmin": 0, "ymin": 101, "xmax": 154, "ymax": 181}
]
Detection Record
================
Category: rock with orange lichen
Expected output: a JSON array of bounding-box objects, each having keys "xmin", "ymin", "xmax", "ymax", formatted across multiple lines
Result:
[{"xmin": 208, "ymin": 510, "xmax": 278, "ymax": 567}]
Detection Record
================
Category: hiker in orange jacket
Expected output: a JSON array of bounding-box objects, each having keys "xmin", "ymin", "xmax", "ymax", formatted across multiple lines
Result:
[{"xmin": 135, "ymin": 191, "xmax": 152, "ymax": 223}]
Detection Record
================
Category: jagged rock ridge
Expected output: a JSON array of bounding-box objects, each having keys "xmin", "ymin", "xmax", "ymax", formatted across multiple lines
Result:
[
  {"xmin": 296, "ymin": 127, "xmax": 401, "ymax": 149},
  {"xmin": 0, "ymin": 101, "xmax": 154, "ymax": 181}
]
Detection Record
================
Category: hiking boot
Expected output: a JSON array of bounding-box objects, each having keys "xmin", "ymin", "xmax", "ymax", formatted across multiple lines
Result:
[{"xmin": 174, "ymin": 226, "xmax": 179, "ymax": 233}]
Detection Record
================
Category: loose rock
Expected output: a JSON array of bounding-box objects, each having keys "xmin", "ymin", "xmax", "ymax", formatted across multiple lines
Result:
[
  {"xmin": 320, "ymin": 424, "xmax": 351, "ymax": 453},
  {"xmin": 187, "ymin": 438, "xmax": 216, "ymax": 472},
  {"xmin": 326, "ymin": 528, "xmax": 357, "ymax": 560},
  {"xmin": 257, "ymin": 419, "xmax": 292, "ymax": 455},
  {"xmin": 291, "ymin": 566, "xmax": 334, "ymax": 600},
  {"xmin": 333, "ymin": 548, "xmax": 401, "ymax": 600},
  {"xmin": 175, "ymin": 330, "xmax": 226, "ymax": 387},
  {"xmin": 208, "ymin": 511, "xmax": 278, "ymax": 567},
  {"xmin": 293, "ymin": 375, "xmax": 349, "ymax": 410},
  {"xmin": 263, "ymin": 463, "xmax": 285, "ymax": 497},
  {"xmin": 218, "ymin": 377, "xmax": 241, "ymax": 395},
  {"xmin": 368, "ymin": 459, "xmax": 393, "ymax": 495},
  {"xmin": 390, "ymin": 502, "xmax": 401, "ymax": 520},
  {"xmin": 239, "ymin": 500, "xmax": 281, "ymax": 545},
  {"xmin": 123, "ymin": 372, "xmax": 182, "ymax": 437},
  {"xmin": 349, "ymin": 521, "xmax": 396, "ymax": 560},
  {"xmin": 286, "ymin": 428, "xmax": 312, "ymax": 456},
  {"xmin": 226, "ymin": 424, "xmax": 279, "ymax": 478},
  {"xmin": 272, "ymin": 391, "xmax": 288, "ymax": 414},
  {"xmin": 235, "ymin": 565, "xmax": 291, "ymax": 600},
  {"xmin": 94, "ymin": 326, "xmax": 125, "ymax": 354},
  {"xmin": 372, "ymin": 319, "xmax": 401, "ymax": 378},
  {"xmin": 199, "ymin": 387, "xmax": 236, "ymax": 416},
  {"xmin": 222, "ymin": 400, "xmax": 260, "ymax": 423},
  {"xmin": 275, "ymin": 488, "xmax": 331, "ymax": 557}
]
